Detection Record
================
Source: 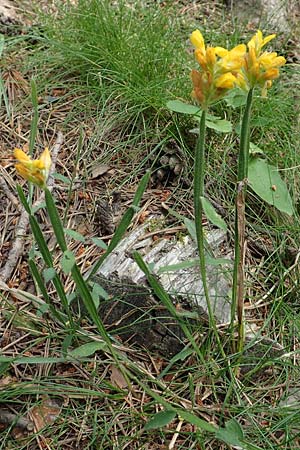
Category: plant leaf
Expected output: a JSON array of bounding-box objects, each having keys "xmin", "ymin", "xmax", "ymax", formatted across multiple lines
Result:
[
  {"xmin": 90, "ymin": 237, "xmax": 108, "ymax": 249},
  {"xmin": 157, "ymin": 259, "xmax": 199, "ymax": 273},
  {"xmin": 61, "ymin": 250, "xmax": 76, "ymax": 274},
  {"xmin": 191, "ymin": 119, "xmax": 232, "ymax": 133},
  {"xmin": 248, "ymin": 158, "xmax": 294, "ymax": 215},
  {"xmin": 43, "ymin": 267, "xmax": 57, "ymax": 282},
  {"xmin": 200, "ymin": 197, "xmax": 227, "ymax": 230},
  {"xmin": 224, "ymin": 88, "xmax": 247, "ymax": 107},
  {"xmin": 68, "ymin": 341, "xmax": 107, "ymax": 358},
  {"xmin": 206, "ymin": 119, "xmax": 232, "ymax": 133},
  {"xmin": 216, "ymin": 419, "xmax": 244, "ymax": 447},
  {"xmin": 64, "ymin": 228, "xmax": 86, "ymax": 243},
  {"xmin": 166, "ymin": 100, "xmax": 201, "ymax": 116},
  {"xmin": 52, "ymin": 172, "xmax": 71, "ymax": 184},
  {"xmin": 178, "ymin": 410, "xmax": 217, "ymax": 433},
  {"xmin": 166, "ymin": 100, "xmax": 218, "ymax": 121},
  {"xmin": 183, "ymin": 218, "xmax": 197, "ymax": 242},
  {"xmin": 144, "ymin": 410, "xmax": 176, "ymax": 430}
]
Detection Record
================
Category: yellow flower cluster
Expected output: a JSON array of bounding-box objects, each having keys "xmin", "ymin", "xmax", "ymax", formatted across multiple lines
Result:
[
  {"xmin": 190, "ymin": 29, "xmax": 286, "ymax": 107},
  {"xmin": 14, "ymin": 147, "xmax": 51, "ymax": 188},
  {"xmin": 242, "ymin": 30, "xmax": 286, "ymax": 95}
]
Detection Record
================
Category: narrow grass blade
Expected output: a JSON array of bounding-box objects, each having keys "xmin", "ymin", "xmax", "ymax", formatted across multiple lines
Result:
[
  {"xmin": 29, "ymin": 78, "xmax": 39, "ymax": 156},
  {"xmin": 45, "ymin": 188, "xmax": 67, "ymax": 251}
]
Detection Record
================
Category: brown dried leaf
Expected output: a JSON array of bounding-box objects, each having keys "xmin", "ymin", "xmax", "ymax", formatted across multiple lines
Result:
[
  {"xmin": 110, "ymin": 365, "xmax": 130, "ymax": 389},
  {"xmin": 29, "ymin": 396, "xmax": 62, "ymax": 432},
  {"xmin": 90, "ymin": 164, "xmax": 111, "ymax": 179}
]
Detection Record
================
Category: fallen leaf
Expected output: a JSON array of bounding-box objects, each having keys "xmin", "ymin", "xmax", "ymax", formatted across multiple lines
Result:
[
  {"xmin": 29, "ymin": 396, "xmax": 62, "ymax": 433},
  {"xmin": 110, "ymin": 365, "xmax": 130, "ymax": 389},
  {"xmin": 90, "ymin": 164, "xmax": 111, "ymax": 179}
]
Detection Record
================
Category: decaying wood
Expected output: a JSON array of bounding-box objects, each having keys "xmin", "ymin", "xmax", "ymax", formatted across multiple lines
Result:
[
  {"xmin": 96, "ymin": 219, "xmax": 232, "ymax": 322},
  {"xmin": 0, "ymin": 132, "xmax": 64, "ymax": 283}
]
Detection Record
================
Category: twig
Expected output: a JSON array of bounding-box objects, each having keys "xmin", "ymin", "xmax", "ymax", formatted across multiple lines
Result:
[{"xmin": 0, "ymin": 132, "xmax": 64, "ymax": 283}]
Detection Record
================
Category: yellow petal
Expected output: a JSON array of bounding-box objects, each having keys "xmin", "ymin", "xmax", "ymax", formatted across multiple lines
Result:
[
  {"xmin": 190, "ymin": 30, "xmax": 205, "ymax": 51},
  {"xmin": 195, "ymin": 49, "xmax": 207, "ymax": 68},
  {"xmin": 262, "ymin": 67, "xmax": 280, "ymax": 80},
  {"xmin": 14, "ymin": 148, "xmax": 31, "ymax": 163},
  {"xmin": 215, "ymin": 46, "xmax": 228, "ymax": 58},
  {"xmin": 215, "ymin": 72, "xmax": 236, "ymax": 89},
  {"xmin": 40, "ymin": 147, "xmax": 51, "ymax": 172},
  {"xmin": 206, "ymin": 47, "xmax": 216, "ymax": 66},
  {"xmin": 262, "ymin": 33, "xmax": 276, "ymax": 47}
]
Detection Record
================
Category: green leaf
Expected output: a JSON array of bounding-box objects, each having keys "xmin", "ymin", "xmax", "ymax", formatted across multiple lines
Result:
[
  {"xmin": 191, "ymin": 119, "xmax": 232, "ymax": 133},
  {"xmin": 68, "ymin": 341, "xmax": 107, "ymax": 358},
  {"xmin": 45, "ymin": 188, "xmax": 67, "ymax": 251},
  {"xmin": 224, "ymin": 88, "xmax": 247, "ymax": 108},
  {"xmin": 16, "ymin": 185, "xmax": 31, "ymax": 214},
  {"xmin": 43, "ymin": 267, "xmax": 56, "ymax": 282},
  {"xmin": 166, "ymin": 100, "xmax": 201, "ymax": 116},
  {"xmin": 64, "ymin": 228, "xmax": 86, "ymax": 243},
  {"xmin": 248, "ymin": 158, "xmax": 294, "ymax": 215},
  {"xmin": 61, "ymin": 250, "xmax": 76, "ymax": 274},
  {"xmin": 90, "ymin": 281, "xmax": 109, "ymax": 300},
  {"xmin": 52, "ymin": 172, "xmax": 71, "ymax": 184},
  {"xmin": 206, "ymin": 119, "xmax": 232, "ymax": 133},
  {"xmin": 205, "ymin": 256, "xmax": 232, "ymax": 266},
  {"xmin": 200, "ymin": 197, "xmax": 227, "ymax": 230},
  {"xmin": 183, "ymin": 218, "xmax": 197, "ymax": 242},
  {"xmin": 91, "ymin": 237, "xmax": 108, "ymax": 249},
  {"xmin": 67, "ymin": 292, "xmax": 77, "ymax": 305},
  {"xmin": 249, "ymin": 142, "xmax": 264, "ymax": 156},
  {"xmin": 166, "ymin": 100, "xmax": 218, "ymax": 121},
  {"xmin": 178, "ymin": 410, "xmax": 217, "ymax": 433},
  {"xmin": 157, "ymin": 259, "xmax": 199, "ymax": 273},
  {"xmin": 216, "ymin": 419, "xmax": 244, "ymax": 447},
  {"xmin": 144, "ymin": 410, "xmax": 176, "ymax": 430},
  {"xmin": 32, "ymin": 202, "xmax": 46, "ymax": 213},
  {"xmin": 89, "ymin": 281, "xmax": 109, "ymax": 308}
]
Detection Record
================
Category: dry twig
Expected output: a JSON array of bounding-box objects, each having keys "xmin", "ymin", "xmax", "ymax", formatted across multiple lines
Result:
[{"xmin": 0, "ymin": 132, "xmax": 64, "ymax": 282}]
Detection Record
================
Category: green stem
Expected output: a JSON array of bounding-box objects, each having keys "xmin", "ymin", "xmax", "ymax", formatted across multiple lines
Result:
[
  {"xmin": 194, "ymin": 111, "xmax": 212, "ymax": 314},
  {"xmin": 231, "ymin": 88, "xmax": 253, "ymax": 351},
  {"xmin": 194, "ymin": 111, "xmax": 220, "ymax": 340}
]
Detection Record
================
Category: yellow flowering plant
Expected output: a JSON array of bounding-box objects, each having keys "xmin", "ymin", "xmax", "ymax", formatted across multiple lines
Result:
[
  {"xmin": 167, "ymin": 28, "xmax": 287, "ymax": 354},
  {"xmin": 14, "ymin": 147, "xmax": 52, "ymax": 189}
]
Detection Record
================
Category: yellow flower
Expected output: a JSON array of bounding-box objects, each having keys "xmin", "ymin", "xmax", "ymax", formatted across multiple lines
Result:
[
  {"xmin": 14, "ymin": 147, "xmax": 51, "ymax": 188},
  {"xmin": 241, "ymin": 30, "xmax": 286, "ymax": 94},
  {"xmin": 190, "ymin": 29, "xmax": 246, "ymax": 107},
  {"xmin": 247, "ymin": 30, "xmax": 276, "ymax": 54},
  {"xmin": 215, "ymin": 72, "xmax": 237, "ymax": 89}
]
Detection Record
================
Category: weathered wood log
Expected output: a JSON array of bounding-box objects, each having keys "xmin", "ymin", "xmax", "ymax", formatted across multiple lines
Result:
[{"xmin": 90, "ymin": 219, "xmax": 232, "ymax": 357}]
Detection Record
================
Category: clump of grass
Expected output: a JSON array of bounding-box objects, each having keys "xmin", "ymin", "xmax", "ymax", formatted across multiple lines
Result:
[{"xmin": 33, "ymin": 0, "xmax": 190, "ymax": 115}]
